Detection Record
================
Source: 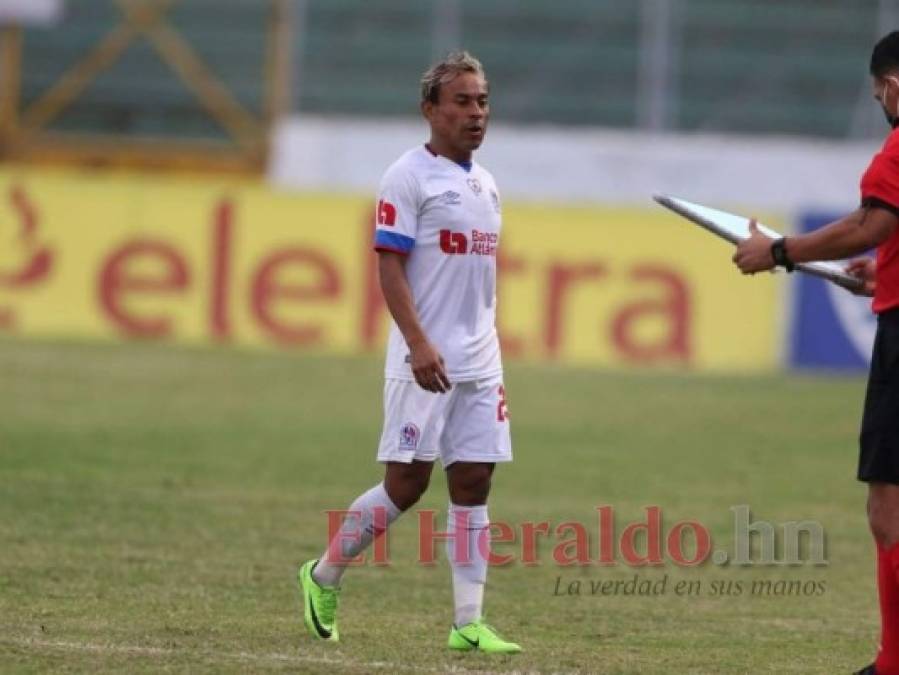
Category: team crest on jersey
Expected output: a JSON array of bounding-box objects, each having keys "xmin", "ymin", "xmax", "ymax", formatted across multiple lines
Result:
[
  {"xmin": 466, "ymin": 178, "xmax": 482, "ymax": 196},
  {"xmin": 439, "ymin": 190, "xmax": 462, "ymax": 206},
  {"xmin": 399, "ymin": 422, "xmax": 420, "ymax": 451},
  {"xmin": 490, "ymin": 189, "xmax": 500, "ymax": 213}
]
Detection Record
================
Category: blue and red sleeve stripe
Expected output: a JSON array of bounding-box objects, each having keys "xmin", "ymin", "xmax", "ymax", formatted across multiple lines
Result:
[{"xmin": 374, "ymin": 229, "xmax": 415, "ymax": 255}]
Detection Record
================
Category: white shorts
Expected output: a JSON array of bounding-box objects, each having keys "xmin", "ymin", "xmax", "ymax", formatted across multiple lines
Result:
[{"xmin": 376, "ymin": 374, "xmax": 513, "ymax": 466}]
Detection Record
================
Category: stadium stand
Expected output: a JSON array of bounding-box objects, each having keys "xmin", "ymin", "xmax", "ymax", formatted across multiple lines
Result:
[{"xmin": 17, "ymin": 0, "xmax": 891, "ymax": 139}]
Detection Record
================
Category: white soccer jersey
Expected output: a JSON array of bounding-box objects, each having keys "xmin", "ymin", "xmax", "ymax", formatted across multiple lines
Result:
[{"xmin": 373, "ymin": 144, "xmax": 503, "ymax": 382}]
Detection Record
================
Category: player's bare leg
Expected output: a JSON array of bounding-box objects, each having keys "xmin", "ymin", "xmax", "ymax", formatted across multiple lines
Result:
[
  {"xmin": 298, "ymin": 461, "xmax": 433, "ymax": 642},
  {"xmin": 384, "ymin": 460, "xmax": 435, "ymax": 510},
  {"xmin": 865, "ymin": 483, "xmax": 899, "ymax": 674},
  {"xmin": 444, "ymin": 461, "xmax": 520, "ymax": 654}
]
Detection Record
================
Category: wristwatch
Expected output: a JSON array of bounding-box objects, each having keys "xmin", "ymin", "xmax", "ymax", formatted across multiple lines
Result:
[{"xmin": 770, "ymin": 238, "xmax": 795, "ymax": 272}]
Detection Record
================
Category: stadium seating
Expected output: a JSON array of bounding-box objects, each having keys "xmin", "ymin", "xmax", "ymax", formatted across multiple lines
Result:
[{"xmin": 19, "ymin": 0, "xmax": 886, "ymax": 139}]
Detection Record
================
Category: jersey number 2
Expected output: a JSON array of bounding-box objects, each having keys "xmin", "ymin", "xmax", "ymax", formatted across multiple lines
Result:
[{"xmin": 497, "ymin": 385, "xmax": 509, "ymax": 422}]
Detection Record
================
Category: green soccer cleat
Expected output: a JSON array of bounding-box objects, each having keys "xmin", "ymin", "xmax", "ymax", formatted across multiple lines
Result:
[
  {"xmin": 297, "ymin": 560, "xmax": 340, "ymax": 642},
  {"xmin": 447, "ymin": 619, "xmax": 521, "ymax": 654}
]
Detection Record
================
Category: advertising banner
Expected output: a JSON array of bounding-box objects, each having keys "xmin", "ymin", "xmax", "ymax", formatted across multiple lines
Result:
[
  {"xmin": 0, "ymin": 169, "xmax": 781, "ymax": 371},
  {"xmin": 789, "ymin": 212, "xmax": 875, "ymax": 370}
]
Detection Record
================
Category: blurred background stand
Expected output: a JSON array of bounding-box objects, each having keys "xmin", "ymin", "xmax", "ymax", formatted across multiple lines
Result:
[{"xmin": 0, "ymin": 0, "xmax": 293, "ymax": 173}]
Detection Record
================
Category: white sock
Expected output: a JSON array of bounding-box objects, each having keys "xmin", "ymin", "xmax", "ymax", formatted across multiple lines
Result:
[
  {"xmin": 446, "ymin": 502, "xmax": 489, "ymax": 627},
  {"xmin": 312, "ymin": 482, "xmax": 401, "ymax": 588}
]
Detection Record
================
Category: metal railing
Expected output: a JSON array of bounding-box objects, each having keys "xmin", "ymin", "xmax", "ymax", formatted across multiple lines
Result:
[
  {"xmin": 2, "ymin": 0, "xmax": 896, "ymax": 174},
  {"xmin": 3, "ymin": 0, "xmax": 291, "ymax": 172},
  {"xmin": 289, "ymin": 0, "xmax": 895, "ymax": 138}
]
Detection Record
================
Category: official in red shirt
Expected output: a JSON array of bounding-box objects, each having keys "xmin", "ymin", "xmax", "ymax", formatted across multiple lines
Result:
[{"xmin": 734, "ymin": 32, "xmax": 899, "ymax": 675}]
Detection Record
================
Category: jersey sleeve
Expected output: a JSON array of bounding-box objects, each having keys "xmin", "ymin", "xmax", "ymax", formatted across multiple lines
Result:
[
  {"xmin": 373, "ymin": 165, "xmax": 421, "ymax": 255},
  {"xmin": 861, "ymin": 148, "xmax": 899, "ymax": 218}
]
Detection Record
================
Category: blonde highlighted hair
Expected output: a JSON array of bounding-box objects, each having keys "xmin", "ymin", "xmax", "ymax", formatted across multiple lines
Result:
[{"xmin": 420, "ymin": 50, "xmax": 487, "ymax": 103}]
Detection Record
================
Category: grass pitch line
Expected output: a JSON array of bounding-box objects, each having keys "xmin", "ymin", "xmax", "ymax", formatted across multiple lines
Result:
[{"xmin": 3, "ymin": 638, "xmax": 548, "ymax": 674}]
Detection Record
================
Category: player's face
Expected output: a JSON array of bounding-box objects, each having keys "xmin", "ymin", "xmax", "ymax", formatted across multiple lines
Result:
[
  {"xmin": 874, "ymin": 74, "xmax": 899, "ymax": 128},
  {"xmin": 423, "ymin": 72, "xmax": 489, "ymax": 158}
]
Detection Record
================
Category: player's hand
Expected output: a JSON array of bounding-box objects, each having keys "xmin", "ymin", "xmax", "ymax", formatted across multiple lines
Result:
[
  {"xmin": 845, "ymin": 257, "xmax": 876, "ymax": 296},
  {"xmin": 408, "ymin": 339, "xmax": 452, "ymax": 393},
  {"xmin": 732, "ymin": 219, "xmax": 776, "ymax": 274}
]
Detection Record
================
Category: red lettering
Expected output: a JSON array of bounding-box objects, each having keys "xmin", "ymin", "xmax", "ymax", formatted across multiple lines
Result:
[
  {"xmin": 417, "ymin": 509, "xmax": 462, "ymax": 565},
  {"xmin": 209, "ymin": 198, "xmax": 233, "ymax": 341},
  {"xmin": 322, "ymin": 510, "xmax": 365, "ymax": 565},
  {"xmin": 544, "ymin": 261, "xmax": 605, "ymax": 357},
  {"xmin": 98, "ymin": 241, "xmax": 190, "ymax": 337},
  {"xmin": 485, "ymin": 522, "xmax": 516, "ymax": 566},
  {"xmin": 370, "ymin": 506, "xmax": 391, "ymax": 565},
  {"xmin": 497, "ymin": 248, "xmax": 527, "ymax": 358},
  {"xmin": 597, "ymin": 505, "xmax": 616, "ymax": 565},
  {"xmin": 0, "ymin": 186, "xmax": 53, "ymax": 287},
  {"xmin": 620, "ymin": 506, "xmax": 664, "ymax": 566},
  {"xmin": 666, "ymin": 521, "xmax": 711, "ymax": 566},
  {"xmin": 0, "ymin": 186, "xmax": 55, "ymax": 331},
  {"xmin": 469, "ymin": 230, "xmax": 497, "ymax": 256},
  {"xmin": 250, "ymin": 248, "xmax": 340, "ymax": 346},
  {"xmin": 520, "ymin": 521, "xmax": 550, "ymax": 565},
  {"xmin": 611, "ymin": 265, "xmax": 691, "ymax": 364},
  {"xmin": 552, "ymin": 521, "xmax": 591, "ymax": 566}
]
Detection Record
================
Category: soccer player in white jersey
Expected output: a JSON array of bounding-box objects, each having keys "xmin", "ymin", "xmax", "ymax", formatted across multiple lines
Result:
[{"xmin": 297, "ymin": 51, "xmax": 520, "ymax": 654}]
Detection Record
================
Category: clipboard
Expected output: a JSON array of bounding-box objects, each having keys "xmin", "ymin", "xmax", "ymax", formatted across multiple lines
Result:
[{"xmin": 653, "ymin": 194, "xmax": 863, "ymax": 292}]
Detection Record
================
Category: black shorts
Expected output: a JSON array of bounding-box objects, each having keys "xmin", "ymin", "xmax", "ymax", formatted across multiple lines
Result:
[{"xmin": 859, "ymin": 308, "xmax": 899, "ymax": 483}]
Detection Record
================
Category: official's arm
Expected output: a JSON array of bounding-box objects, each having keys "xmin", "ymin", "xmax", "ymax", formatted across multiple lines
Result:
[
  {"xmin": 733, "ymin": 206, "xmax": 898, "ymax": 273},
  {"xmin": 786, "ymin": 206, "xmax": 898, "ymax": 263}
]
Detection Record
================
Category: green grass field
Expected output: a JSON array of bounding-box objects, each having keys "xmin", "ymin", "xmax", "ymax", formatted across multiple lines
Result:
[{"xmin": 0, "ymin": 339, "xmax": 880, "ymax": 673}]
